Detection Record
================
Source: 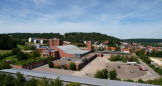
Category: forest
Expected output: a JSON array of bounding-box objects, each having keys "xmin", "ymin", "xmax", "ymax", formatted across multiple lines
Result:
[
  {"xmin": 0, "ymin": 34, "xmax": 17, "ymax": 50},
  {"xmin": 8, "ymin": 32, "xmax": 121, "ymax": 46}
]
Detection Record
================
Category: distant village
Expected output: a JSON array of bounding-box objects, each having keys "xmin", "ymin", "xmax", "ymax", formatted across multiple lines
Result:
[{"xmin": 28, "ymin": 37, "xmax": 162, "ymax": 54}]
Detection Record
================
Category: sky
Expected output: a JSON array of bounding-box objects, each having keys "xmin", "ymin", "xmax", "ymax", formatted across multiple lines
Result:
[{"xmin": 0, "ymin": 0, "xmax": 162, "ymax": 39}]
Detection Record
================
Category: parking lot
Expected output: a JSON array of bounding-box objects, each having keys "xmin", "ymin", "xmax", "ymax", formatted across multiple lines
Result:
[{"xmin": 106, "ymin": 62, "xmax": 146, "ymax": 79}]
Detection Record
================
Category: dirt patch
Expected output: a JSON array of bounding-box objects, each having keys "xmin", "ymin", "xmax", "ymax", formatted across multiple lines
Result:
[{"xmin": 150, "ymin": 57, "xmax": 162, "ymax": 66}]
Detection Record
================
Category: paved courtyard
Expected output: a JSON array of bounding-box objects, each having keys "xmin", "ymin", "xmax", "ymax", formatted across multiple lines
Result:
[
  {"xmin": 32, "ymin": 64, "xmax": 76, "ymax": 75},
  {"xmin": 107, "ymin": 62, "xmax": 146, "ymax": 79}
]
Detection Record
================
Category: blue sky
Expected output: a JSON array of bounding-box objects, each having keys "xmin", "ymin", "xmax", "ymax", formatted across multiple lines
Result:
[{"xmin": 0, "ymin": 0, "xmax": 162, "ymax": 39}]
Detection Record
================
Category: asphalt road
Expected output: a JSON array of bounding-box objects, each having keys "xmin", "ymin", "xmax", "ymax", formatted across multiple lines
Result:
[{"xmin": 138, "ymin": 58, "xmax": 161, "ymax": 79}]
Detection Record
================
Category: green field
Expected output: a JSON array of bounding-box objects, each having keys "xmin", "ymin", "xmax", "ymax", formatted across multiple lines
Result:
[
  {"xmin": 17, "ymin": 44, "xmax": 24, "ymax": 50},
  {"xmin": 0, "ymin": 50, "xmax": 11, "ymax": 55}
]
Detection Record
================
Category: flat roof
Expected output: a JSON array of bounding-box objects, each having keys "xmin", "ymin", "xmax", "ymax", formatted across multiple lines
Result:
[
  {"xmin": 55, "ymin": 45, "xmax": 90, "ymax": 54},
  {"xmin": 0, "ymin": 68, "xmax": 156, "ymax": 86}
]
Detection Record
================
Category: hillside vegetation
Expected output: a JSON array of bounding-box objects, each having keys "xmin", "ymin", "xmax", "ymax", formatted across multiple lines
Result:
[
  {"xmin": 8, "ymin": 32, "xmax": 121, "ymax": 46},
  {"xmin": 0, "ymin": 34, "xmax": 17, "ymax": 50},
  {"xmin": 124, "ymin": 39, "xmax": 162, "ymax": 43}
]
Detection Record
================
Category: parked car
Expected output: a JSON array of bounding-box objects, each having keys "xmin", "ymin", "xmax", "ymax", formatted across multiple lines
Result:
[{"xmin": 139, "ymin": 66, "xmax": 148, "ymax": 71}]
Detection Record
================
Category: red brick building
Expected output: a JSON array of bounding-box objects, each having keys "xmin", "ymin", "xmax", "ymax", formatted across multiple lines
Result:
[{"xmin": 49, "ymin": 39, "xmax": 63, "ymax": 47}]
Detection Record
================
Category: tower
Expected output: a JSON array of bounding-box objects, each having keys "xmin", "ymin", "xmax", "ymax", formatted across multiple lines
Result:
[
  {"xmin": 49, "ymin": 39, "xmax": 63, "ymax": 47},
  {"xmin": 87, "ymin": 41, "xmax": 92, "ymax": 52}
]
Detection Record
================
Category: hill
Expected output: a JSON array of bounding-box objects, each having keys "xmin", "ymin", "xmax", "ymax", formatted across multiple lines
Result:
[
  {"xmin": 8, "ymin": 32, "xmax": 121, "ymax": 46},
  {"xmin": 123, "ymin": 39, "xmax": 162, "ymax": 43}
]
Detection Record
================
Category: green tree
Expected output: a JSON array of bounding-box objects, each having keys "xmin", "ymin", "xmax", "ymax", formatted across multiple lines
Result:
[
  {"xmin": 124, "ymin": 79, "xmax": 134, "ymax": 82},
  {"xmin": 0, "ymin": 61, "xmax": 12, "ymax": 70},
  {"xmin": 138, "ymin": 79, "xmax": 144, "ymax": 83},
  {"xmin": 69, "ymin": 62, "xmax": 76, "ymax": 70},
  {"xmin": 52, "ymin": 77, "xmax": 64, "ymax": 86},
  {"xmin": 16, "ymin": 51, "xmax": 27, "ymax": 61},
  {"xmin": 36, "ymin": 77, "xmax": 49, "ymax": 86},
  {"xmin": 13, "ymin": 72, "xmax": 26, "ymax": 86},
  {"xmin": 108, "ymin": 47, "xmax": 111, "ymax": 51},
  {"xmin": 23, "ymin": 78, "xmax": 38, "ymax": 86},
  {"xmin": 94, "ymin": 69, "xmax": 108, "ymax": 79},
  {"xmin": 48, "ymin": 60, "xmax": 54, "ymax": 68},
  {"xmin": 109, "ymin": 68, "xmax": 117, "ymax": 80},
  {"xmin": 65, "ymin": 82, "xmax": 81, "ymax": 86},
  {"xmin": 12, "ymin": 48, "xmax": 20, "ymax": 55}
]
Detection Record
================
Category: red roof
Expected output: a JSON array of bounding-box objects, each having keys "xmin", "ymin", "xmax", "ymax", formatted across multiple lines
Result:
[
  {"xmin": 135, "ymin": 49, "xmax": 141, "ymax": 51},
  {"xmin": 106, "ymin": 47, "xmax": 116, "ymax": 50},
  {"xmin": 147, "ymin": 46, "xmax": 152, "ymax": 48},
  {"xmin": 121, "ymin": 48, "xmax": 129, "ymax": 51}
]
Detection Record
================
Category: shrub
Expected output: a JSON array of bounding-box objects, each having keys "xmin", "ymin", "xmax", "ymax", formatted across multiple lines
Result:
[
  {"xmin": 54, "ymin": 66, "xmax": 61, "ymax": 69},
  {"xmin": 11, "ymin": 48, "xmax": 20, "ymax": 55},
  {"xmin": 48, "ymin": 60, "xmax": 54, "ymax": 68},
  {"xmin": 138, "ymin": 79, "xmax": 144, "ymax": 83},
  {"xmin": 65, "ymin": 82, "xmax": 81, "ymax": 86},
  {"xmin": 124, "ymin": 79, "xmax": 134, "ymax": 82},
  {"xmin": 63, "ymin": 65, "xmax": 68, "ymax": 70},
  {"xmin": 114, "ymin": 78, "xmax": 121, "ymax": 81},
  {"xmin": 69, "ymin": 62, "xmax": 76, "ymax": 70},
  {"xmin": 94, "ymin": 69, "xmax": 108, "ymax": 79},
  {"xmin": 116, "ymin": 54, "xmax": 122, "ymax": 61},
  {"xmin": 109, "ymin": 68, "xmax": 117, "ymax": 80}
]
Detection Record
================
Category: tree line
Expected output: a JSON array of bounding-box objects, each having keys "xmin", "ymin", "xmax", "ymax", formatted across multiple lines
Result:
[
  {"xmin": 0, "ymin": 34, "xmax": 25, "ymax": 50},
  {"xmin": 124, "ymin": 39, "xmax": 162, "ymax": 43},
  {"xmin": 8, "ymin": 32, "xmax": 121, "ymax": 46}
]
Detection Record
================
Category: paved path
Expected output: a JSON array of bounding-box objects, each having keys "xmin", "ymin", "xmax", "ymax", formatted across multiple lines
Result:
[
  {"xmin": 73, "ymin": 55, "xmax": 110, "ymax": 77},
  {"xmin": 138, "ymin": 58, "xmax": 161, "ymax": 79}
]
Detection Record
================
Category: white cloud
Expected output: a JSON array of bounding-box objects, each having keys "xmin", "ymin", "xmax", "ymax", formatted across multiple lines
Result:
[{"xmin": 0, "ymin": 0, "xmax": 162, "ymax": 39}]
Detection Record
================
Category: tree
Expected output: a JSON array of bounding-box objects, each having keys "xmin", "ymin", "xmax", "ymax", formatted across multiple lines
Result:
[
  {"xmin": 65, "ymin": 82, "xmax": 81, "ymax": 86},
  {"xmin": 11, "ymin": 48, "xmax": 20, "ymax": 55},
  {"xmin": 0, "ymin": 61, "xmax": 12, "ymax": 70},
  {"xmin": 13, "ymin": 72, "xmax": 26, "ymax": 86},
  {"xmin": 108, "ymin": 47, "xmax": 111, "ymax": 51},
  {"xmin": 115, "ymin": 47, "xmax": 120, "ymax": 51},
  {"xmin": 124, "ymin": 79, "xmax": 134, "ymax": 82},
  {"xmin": 69, "ymin": 62, "xmax": 76, "ymax": 70},
  {"xmin": 109, "ymin": 68, "xmax": 117, "ymax": 80},
  {"xmin": 24, "ymin": 78, "xmax": 38, "ymax": 86},
  {"xmin": 16, "ymin": 51, "xmax": 27, "ymax": 61},
  {"xmin": 110, "ymin": 54, "xmax": 117, "ymax": 61},
  {"xmin": 36, "ymin": 77, "xmax": 50, "ymax": 86},
  {"xmin": 94, "ymin": 69, "xmax": 108, "ymax": 79},
  {"xmin": 138, "ymin": 79, "xmax": 144, "ymax": 83},
  {"xmin": 32, "ymin": 51, "xmax": 40, "ymax": 58},
  {"xmin": 48, "ymin": 60, "xmax": 54, "ymax": 68}
]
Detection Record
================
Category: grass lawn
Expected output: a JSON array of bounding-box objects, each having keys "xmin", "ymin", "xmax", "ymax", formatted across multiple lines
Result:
[
  {"xmin": 0, "ymin": 50, "xmax": 11, "ymax": 55},
  {"xmin": 17, "ymin": 44, "xmax": 24, "ymax": 50},
  {"xmin": 1, "ymin": 55, "xmax": 17, "ymax": 61}
]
